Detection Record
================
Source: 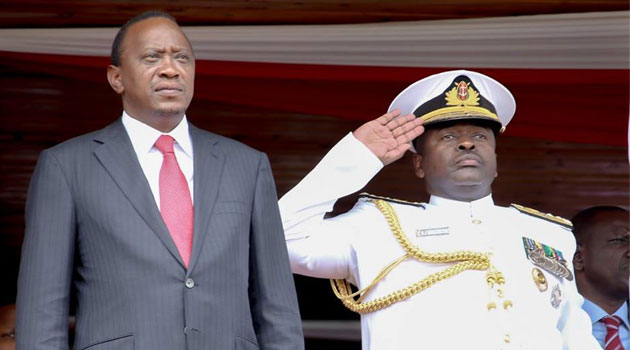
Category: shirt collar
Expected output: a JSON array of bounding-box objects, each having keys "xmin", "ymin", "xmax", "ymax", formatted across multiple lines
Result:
[
  {"xmin": 582, "ymin": 298, "xmax": 630, "ymax": 329},
  {"xmin": 617, "ymin": 301, "xmax": 630, "ymax": 329},
  {"xmin": 122, "ymin": 111, "xmax": 193, "ymax": 158}
]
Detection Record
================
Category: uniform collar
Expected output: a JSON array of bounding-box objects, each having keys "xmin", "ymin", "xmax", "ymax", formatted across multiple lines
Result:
[
  {"xmin": 428, "ymin": 194, "xmax": 495, "ymax": 217},
  {"xmin": 582, "ymin": 298, "xmax": 630, "ymax": 329},
  {"xmin": 122, "ymin": 111, "xmax": 193, "ymax": 158},
  {"xmin": 429, "ymin": 194, "xmax": 495, "ymax": 208}
]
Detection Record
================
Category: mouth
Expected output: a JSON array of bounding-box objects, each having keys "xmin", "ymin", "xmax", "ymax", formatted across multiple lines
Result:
[
  {"xmin": 455, "ymin": 154, "xmax": 482, "ymax": 167},
  {"xmin": 155, "ymin": 84, "xmax": 183, "ymax": 96}
]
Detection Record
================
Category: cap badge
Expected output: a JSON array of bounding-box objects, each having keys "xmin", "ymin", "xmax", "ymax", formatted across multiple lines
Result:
[
  {"xmin": 522, "ymin": 237, "xmax": 574, "ymax": 281},
  {"xmin": 457, "ymin": 81, "xmax": 469, "ymax": 100},
  {"xmin": 445, "ymin": 80, "xmax": 480, "ymax": 107}
]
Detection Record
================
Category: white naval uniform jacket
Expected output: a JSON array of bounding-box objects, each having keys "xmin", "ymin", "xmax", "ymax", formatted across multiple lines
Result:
[{"xmin": 279, "ymin": 133, "xmax": 602, "ymax": 350}]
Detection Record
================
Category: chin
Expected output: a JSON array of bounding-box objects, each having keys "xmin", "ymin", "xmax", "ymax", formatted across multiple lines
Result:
[
  {"xmin": 452, "ymin": 171, "xmax": 495, "ymax": 186},
  {"xmin": 453, "ymin": 178, "xmax": 484, "ymax": 186},
  {"xmin": 155, "ymin": 105, "xmax": 187, "ymax": 117}
]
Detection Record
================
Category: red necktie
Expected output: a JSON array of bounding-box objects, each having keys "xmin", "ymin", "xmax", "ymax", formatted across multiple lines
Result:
[
  {"xmin": 603, "ymin": 315, "xmax": 626, "ymax": 350},
  {"xmin": 155, "ymin": 135, "xmax": 193, "ymax": 267}
]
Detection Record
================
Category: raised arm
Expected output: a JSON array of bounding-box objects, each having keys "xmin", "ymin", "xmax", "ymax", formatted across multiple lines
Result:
[
  {"xmin": 353, "ymin": 109, "xmax": 423, "ymax": 165},
  {"xmin": 279, "ymin": 110, "xmax": 423, "ymax": 279}
]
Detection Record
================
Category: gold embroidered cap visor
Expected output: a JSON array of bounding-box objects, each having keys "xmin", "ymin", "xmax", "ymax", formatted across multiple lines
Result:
[{"xmin": 387, "ymin": 70, "xmax": 516, "ymax": 153}]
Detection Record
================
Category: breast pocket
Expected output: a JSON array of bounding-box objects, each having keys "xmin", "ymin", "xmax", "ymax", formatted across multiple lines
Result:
[
  {"xmin": 82, "ymin": 334, "xmax": 134, "ymax": 350},
  {"xmin": 208, "ymin": 201, "xmax": 251, "ymax": 245},
  {"xmin": 213, "ymin": 200, "xmax": 249, "ymax": 214},
  {"xmin": 235, "ymin": 336, "xmax": 259, "ymax": 350}
]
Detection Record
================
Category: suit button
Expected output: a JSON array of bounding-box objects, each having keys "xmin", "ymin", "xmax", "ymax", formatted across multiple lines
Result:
[{"xmin": 185, "ymin": 278, "xmax": 195, "ymax": 289}]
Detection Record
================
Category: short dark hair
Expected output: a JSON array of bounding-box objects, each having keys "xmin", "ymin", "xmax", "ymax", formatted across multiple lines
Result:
[
  {"xmin": 572, "ymin": 206, "xmax": 628, "ymax": 243},
  {"xmin": 110, "ymin": 11, "xmax": 178, "ymax": 66}
]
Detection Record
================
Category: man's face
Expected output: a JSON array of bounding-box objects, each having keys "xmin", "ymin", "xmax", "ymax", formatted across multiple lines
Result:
[
  {"xmin": 578, "ymin": 211, "xmax": 630, "ymax": 299},
  {"xmin": 413, "ymin": 121, "xmax": 497, "ymax": 201},
  {"xmin": 111, "ymin": 17, "xmax": 195, "ymax": 120}
]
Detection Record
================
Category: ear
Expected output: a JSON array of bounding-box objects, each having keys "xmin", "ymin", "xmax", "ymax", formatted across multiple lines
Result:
[
  {"xmin": 107, "ymin": 65, "xmax": 124, "ymax": 94},
  {"xmin": 494, "ymin": 151, "xmax": 498, "ymax": 178},
  {"xmin": 412, "ymin": 153, "xmax": 425, "ymax": 179},
  {"xmin": 573, "ymin": 244, "xmax": 584, "ymax": 271}
]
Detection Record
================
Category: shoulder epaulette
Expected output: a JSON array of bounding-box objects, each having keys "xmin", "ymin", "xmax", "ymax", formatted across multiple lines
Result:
[
  {"xmin": 359, "ymin": 192, "xmax": 425, "ymax": 208},
  {"xmin": 510, "ymin": 204, "xmax": 573, "ymax": 229}
]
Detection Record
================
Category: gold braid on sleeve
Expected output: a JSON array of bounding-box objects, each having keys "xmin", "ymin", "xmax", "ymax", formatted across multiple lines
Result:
[{"xmin": 330, "ymin": 199, "xmax": 491, "ymax": 314}]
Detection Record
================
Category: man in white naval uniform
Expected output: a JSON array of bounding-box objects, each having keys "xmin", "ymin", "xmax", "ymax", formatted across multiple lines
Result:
[{"xmin": 279, "ymin": 70, "xmax": 602, "ymax": 350}]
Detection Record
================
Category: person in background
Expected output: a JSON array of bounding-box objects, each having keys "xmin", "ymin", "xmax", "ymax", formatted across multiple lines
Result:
[
  {"xmin": 573, "ymin": 206, "xmax": 629, "ymax": 350},
  {"xmin": 0, "ymin": 304, "xmax": 15, "ymax": 350}
]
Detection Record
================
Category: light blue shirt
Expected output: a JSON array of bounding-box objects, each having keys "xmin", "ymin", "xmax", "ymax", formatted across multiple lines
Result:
[{"xmin": 582, "ymin": 298, "xmax": 629, "ymax": 349}]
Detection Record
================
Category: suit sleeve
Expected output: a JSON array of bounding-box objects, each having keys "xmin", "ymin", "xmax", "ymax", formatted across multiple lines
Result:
[
  {"xmin": 248, "ymin": 153, "xmax": 304, "ymax": 350},
  {"xmin": 16, "ymin": 150, "xmax": 76, "ymax": 350}
]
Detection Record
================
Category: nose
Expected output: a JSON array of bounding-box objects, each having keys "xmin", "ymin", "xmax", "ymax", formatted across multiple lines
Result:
[
  {"xmin": 158, "ymin": 57, "xmax": 179, "ymax": 78},
  {"xmin": 458, "ymin": 137, "xmax": 475, "ymax": 151}
]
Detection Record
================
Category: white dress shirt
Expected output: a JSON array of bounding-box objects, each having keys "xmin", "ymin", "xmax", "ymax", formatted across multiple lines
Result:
[
  {"xmin": 280, "ymin": 132, "xmax": 602, "ymax": 350},
  {"xmin": 121, "ymin": 111, "xmax": 194, "ymax": 206},
  {"xmin": 582, "ymin": 298, "xmax": 629, "ymax": 349}
]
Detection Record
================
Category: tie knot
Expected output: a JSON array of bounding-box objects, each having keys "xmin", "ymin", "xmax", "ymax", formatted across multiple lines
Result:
[
  {"xmin": 602, "ymin": 315, "xmax": 623, "ymax": 328},
  {"xmin": 155, "ymin": 135, "xmax": 175, "ymax": 154}
]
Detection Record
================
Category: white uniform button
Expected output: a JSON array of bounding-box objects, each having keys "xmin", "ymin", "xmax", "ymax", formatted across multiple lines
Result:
[
  {"xmin": 472, "ymin": 219, "xmax": 482, "ymax": 224},
  {"xmin": 185, "ymin": 278, "xmax": 195, "ymax": 289}
]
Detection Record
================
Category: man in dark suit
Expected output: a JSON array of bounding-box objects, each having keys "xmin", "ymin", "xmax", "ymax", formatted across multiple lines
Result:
[{"xmin": 16, "ymin": 11, "xmax": 304, "ymax": 350}]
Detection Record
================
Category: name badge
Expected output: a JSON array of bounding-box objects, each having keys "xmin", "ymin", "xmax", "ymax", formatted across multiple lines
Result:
[{"xmin": 416, "ymin": 227, "xmax": 450, "ymax": 237}]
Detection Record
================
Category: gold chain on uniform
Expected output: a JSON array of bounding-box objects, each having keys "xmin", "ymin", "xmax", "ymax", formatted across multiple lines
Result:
[{"xmin": 330, "ymin": 199, "xmax": 492, "ymax": 314}]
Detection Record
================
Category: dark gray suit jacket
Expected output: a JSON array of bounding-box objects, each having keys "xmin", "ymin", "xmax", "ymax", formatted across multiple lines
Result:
[{"xmin": 16, "ymin": 119, "xmax": 304, "ymax": 350}]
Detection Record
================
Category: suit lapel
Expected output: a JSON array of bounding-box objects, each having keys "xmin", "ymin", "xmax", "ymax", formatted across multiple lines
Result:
[
  {"xmin": 92, "ymin": 120, "xmax": 185, "ymax": 267},
  {"xmin": 187, "ymin": 124, "xmax": 225, "ymax": 274}
]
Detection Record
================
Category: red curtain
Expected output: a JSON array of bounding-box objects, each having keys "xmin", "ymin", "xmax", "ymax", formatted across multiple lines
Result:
[{"xmin": 1, "ymin": 50, "xmax": 627, "ymax": 147}]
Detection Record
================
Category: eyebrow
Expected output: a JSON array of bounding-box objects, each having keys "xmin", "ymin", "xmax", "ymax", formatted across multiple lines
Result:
[{"xmin": 144, "ymin": 46, "xmax": 191, "ymax": 52}]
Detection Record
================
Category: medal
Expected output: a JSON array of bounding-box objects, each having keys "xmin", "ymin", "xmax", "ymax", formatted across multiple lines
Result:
[
  {"xmin": 522, "ymin": 237, "xmax": 573, "ymax": 281},
  {"xmin": 550, "ymin": 284, "xmax": 562, "ymax": 309},
  {"xmin": 531, "ymin": 267, "xmax": 548, "ymax": 292}
]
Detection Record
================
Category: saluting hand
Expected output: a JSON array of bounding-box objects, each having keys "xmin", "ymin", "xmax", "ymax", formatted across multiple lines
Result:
[{"xmin": 353, "ymin": 109, "xmax": 424, "ymax": 166}]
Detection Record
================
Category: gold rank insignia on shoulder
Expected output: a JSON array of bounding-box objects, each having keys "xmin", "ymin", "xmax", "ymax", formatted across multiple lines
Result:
[
  {"xmin": 510, "ymin": 204, "xmax": 573, "ymax": 229},
  {"xmin": 358, "ymin": 192, "xmax": 425, "ymax": 208},
  {"xmin": 522, "ymin": 237, "xmax": 573, "ymax": 281}
]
